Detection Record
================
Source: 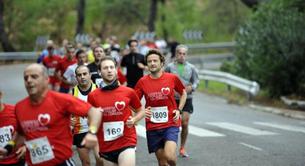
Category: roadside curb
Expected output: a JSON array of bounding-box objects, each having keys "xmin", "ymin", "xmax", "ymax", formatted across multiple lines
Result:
[{"xmin": 249, "ymin": 104, "xmax": 305, "ymax": 120}]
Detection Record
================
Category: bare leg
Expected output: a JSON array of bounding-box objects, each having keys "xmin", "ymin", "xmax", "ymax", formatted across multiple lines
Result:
[
  {"xmin": 155, "ymin": 148, "xmax": 168, "ymax": 166},
  {"xmin": 118, "ymin": 148, "xmax": 135, "ymax": 166},
  {"xmin": 164, "ymin": 141, "xmax": 177, "ymax": 166},
  {"xmin": 76, "ymin": 147, "xmax": 91, "ymax": 166},
  {"xmin": 180, "ymin": 111, "xmax": 190, "ymax": 149}
]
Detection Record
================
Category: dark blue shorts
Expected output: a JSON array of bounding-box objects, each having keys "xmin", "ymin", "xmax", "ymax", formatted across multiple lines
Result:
[{"xmin": 146, "ymin": 126, "xmax": 179, "ymax": 153}]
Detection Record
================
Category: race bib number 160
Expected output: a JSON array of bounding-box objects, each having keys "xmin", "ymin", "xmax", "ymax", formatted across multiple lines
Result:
[{"xmin": 103, "ymin": 121, "xmax": 124, "ymax": 141}]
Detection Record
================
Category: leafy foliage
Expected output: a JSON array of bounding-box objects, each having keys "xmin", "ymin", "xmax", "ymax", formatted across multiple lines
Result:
[
  {"xmin": 2, "ymin": 0, "xmax": 250, "ymax": 51},
  {"xmin": 232, "ymin": 0, "xmax": 305, "ymax": 97}
]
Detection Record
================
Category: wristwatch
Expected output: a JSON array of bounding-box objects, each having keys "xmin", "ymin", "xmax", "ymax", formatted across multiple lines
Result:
[{"xmin": 88, "ymin": 126, "xmax": 97, "ymax": 135}]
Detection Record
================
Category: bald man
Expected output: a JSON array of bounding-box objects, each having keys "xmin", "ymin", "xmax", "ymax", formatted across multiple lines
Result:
[{"xmin": 0, "ymin": 64, "xmax": 103, "ymax": 166}]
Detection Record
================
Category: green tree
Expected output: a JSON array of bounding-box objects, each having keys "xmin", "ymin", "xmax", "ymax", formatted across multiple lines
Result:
[{"xmin": 233, "ymin": 0, "xmax": 305, "ymax": 97}]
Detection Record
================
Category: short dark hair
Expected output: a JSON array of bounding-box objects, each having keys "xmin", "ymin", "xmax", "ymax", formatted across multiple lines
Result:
[
  {"xmin": 100, "ymin": 56, "xmax": 117, "ymax": 69},
  {"xmin": 127, "ymin": 39, "xmax": 138, "ymax": 47},
  {"xmin": 145, "ymin": 49, "xmax": 165, "ymax": 64},
  {"xmin": 75, "ymin": 49, "xmax": 85, "ymax": 58},
  {"xmin": 75, "ymin": 65, "xmax": 90, "ymax": 75}
]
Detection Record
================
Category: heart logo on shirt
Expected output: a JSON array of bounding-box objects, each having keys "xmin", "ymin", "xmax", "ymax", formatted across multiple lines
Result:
[
  {"xmin": 115, "ymin": 101, "xmax": 126, "ymax": 111},
  {"xmin": 161, "ymin": 87, "xmax": 170, "ymax": 95},
  {"xmin": 38, "ymin": 114, "xmax": 51, "ymax": 126}
]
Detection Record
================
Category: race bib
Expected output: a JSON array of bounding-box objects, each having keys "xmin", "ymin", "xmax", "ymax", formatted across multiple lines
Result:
[
  {"xmin": 25, "ymin": 137, "xmax": 54, "ymax": 164},
  {"xmin": 150, "ymin": 106, "xmax": 168, "ymax": 123},
  {"xmin": 48, "ymin": 68, "xmax": 55, "ymax": 76},
  {"xmin": 103, "ymin": 121, "xmax": 124, "ymax": 141},
  {"xmin": 0, "ymin": 126, "xmax": 12, "ymax": 148}
]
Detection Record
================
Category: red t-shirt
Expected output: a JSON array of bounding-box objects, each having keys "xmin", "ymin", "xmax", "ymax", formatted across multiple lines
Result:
[
  {"xmin": 0, "ymin": 104, "xmax": 19, "ymax": 165},
  {"xmin": 15, "ymin": 91, "xmax": 91, "ymax": 166},
  {"xmin": 134, "ymin": 72, "xmax": 185, "ymax": 131},
  {"xmin": 55, "ymin": 56, "xmax": 77, "ymax": 89},
  {"xmin": 88, "ymin": 86, "xmax": 141, "ymax": 153},
  {"xmin": 42, "ymin": 55, "xmax": 62, "ymax": 85},
  {"xmin": 117, "ymin": 68, "xmax": 127, "ymax": 85}
]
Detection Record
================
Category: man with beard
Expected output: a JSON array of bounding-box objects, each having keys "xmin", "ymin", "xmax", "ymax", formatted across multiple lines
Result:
[{"xmin": 134, "ymin": 49, "xmax": 187, "ymax": 166}]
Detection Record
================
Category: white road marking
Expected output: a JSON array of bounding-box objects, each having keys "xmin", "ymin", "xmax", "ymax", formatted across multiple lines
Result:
[
  {"xmin": 135, "ymin": 125, "xmax": 146, "ymax": 138},
  {"xmin": 254, "ymin": 122, "xmax": 305, "ymax": 134},
  {"xmin": 239, "ymin": 142, "xmax": 263, "ymax": 151},
  {"xmin": 206, "ymin": 122, "xmax": 277, "ymax": 136},
  {"xmin": 188, "ymin": 125, "xmax": 225, "ymax": 137},
  {"xmin": 136, "ymin": 124, "xmax": 225, "ymax": 138}
]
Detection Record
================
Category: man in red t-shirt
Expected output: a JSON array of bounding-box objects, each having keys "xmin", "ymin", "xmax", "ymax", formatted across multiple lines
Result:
[
  {"xmin": 0, "ymin": 90, "xmax": 26, "ymax": 166},
  {"xmin": 55, "ymin": 43, "xmax": 77, "ymax": 93},
  {"xmin": 42, "ymin": 45, "xmax": 62, "ymax": 91},
  {"xmin": 0, "ymin": 64, "xmax": 102, "ymax": 166},
  {"xmin": 134, "ymin": 49, "xmax": 187, "ymax": 166},
  {"xmin": 88, "ymin": 57, "xmax": 145, "ymax": 166}
]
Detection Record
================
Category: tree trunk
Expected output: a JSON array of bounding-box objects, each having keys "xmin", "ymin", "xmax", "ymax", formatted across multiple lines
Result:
[
  {"xmin": 160, "ymin": 0, "xmax": 168, "ymax": 41},
  {"xmin": 147, "ymin": 0, "xmax": 158, "ymax": 32},
  {"xmin": 0, "ymin": 0, "xmax": 15, "ymax": 52},
  {"xmin": 76, "ymin": 0, "xmax": 85, "ymax": 35},
  {"xmin": 240, "ymin": 0, "xmax": 259, "ymax": 8}
]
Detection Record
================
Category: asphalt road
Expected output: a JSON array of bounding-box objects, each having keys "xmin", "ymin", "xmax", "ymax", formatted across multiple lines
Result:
[{"xmin": 1, "ymin": 63, "xmax": 305, "ymax": 166}]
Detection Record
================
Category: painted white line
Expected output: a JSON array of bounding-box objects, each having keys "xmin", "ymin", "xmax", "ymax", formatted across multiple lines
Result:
[
  {"xmin": 135, "ymin": 125, "xmax": 146, "ymax": 138},
  {"xmin": 239, "ymin": 142, "xmax": 263, "ymax": 151},
  {"xmin": 254, "ymin": 122, "xmax": 305, "ymax": 134},
  {"xmin": 189, "ymin": 125, "xmax": 225, "ymax": 137},
  {"xmin": 206, "ymin": 122, "xmax": 277, "ymax": 136}
]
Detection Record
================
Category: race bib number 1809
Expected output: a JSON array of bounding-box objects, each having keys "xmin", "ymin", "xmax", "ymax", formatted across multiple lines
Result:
[{"xmin": 150, "ymin": 106, "xmax": 168, "ymax": 123}]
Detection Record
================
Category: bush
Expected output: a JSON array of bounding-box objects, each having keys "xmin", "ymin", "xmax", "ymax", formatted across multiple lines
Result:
[{"xmin": 233, "ymin": 0, "xmax": 305, "ymax": 98}]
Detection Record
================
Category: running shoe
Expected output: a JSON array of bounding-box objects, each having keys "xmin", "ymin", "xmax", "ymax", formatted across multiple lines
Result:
[{"xmin": 179, "ymin": 147, "xmax": 189, "ymax": 158}]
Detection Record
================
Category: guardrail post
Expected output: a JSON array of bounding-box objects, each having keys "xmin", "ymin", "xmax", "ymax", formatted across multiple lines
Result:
[
  {"xmin": 205, "ymin": 80, "xmax": 209, "ymax": 89},
  {"xmin": 227, "ymin": 85, "xmax": 231, "ymax": 92},
  {"xmin": 247, "ymin": 92, "xmax": 253, "ymax": 101}
]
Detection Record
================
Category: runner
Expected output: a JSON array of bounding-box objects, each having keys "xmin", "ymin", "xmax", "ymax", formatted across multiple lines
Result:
[
  {"xmin": 63, "ymin": 49, "xmax": 88, "ymax": 88},
  {"xmin": 0, "ymin": 64, "xmax": 102, "ymax": 166},
  {"xmin": 42, "ymin": 45, "xmax": 62, "ymax": 91},
  {"xmin": 71, "ymin": 65, "xmax": 102, "ymax": 166},
  {"xmin": 88, "ymin": 57, "xmax": 145, "ymax": 166},
  {"xmin": 0, "ymin": 90, "xmax": 26, "ymax": 166},
  {"xmin": 55, "ymin": 43, "xmax": 77, "ymax": 93},
  {"xmin": 120, "ymin": 39, "xmax": 146, "ymax": 88},
  {"xmin": 87, "ymin": 46, "xmax": 106, "ymax": 86},
  {"xmin": 165, "ymin": 44, "xmax": 199, "ymax": 158},
  {"xmin": 134, "ymin": 49, "xmax": 187, "ymax": 166}
]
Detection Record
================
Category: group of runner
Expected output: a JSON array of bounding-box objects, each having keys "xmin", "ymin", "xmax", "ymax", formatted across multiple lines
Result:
[{"xmin": 0, "ymin": 39, "xmax": 199, "ymax": 166}]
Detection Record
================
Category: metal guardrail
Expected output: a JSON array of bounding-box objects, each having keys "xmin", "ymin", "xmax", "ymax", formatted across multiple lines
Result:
[
  {"xmin": 199, "ymin": 69, "xmax": 260, "ymax": 98},
  {"xmin": 0, "ymin": 52, "xmax": 37, "ymax": 60},
  {"xmin": 186, "ymin": 42, "xmax": 235, "ymax": 50}
]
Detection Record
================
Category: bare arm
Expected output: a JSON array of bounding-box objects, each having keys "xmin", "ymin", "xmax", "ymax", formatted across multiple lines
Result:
[
  {"xmin": 81, "ymin": 107, "xmax": 103, "ymax": 148},
  {"xmin": 126, "ymin": 107, "xmax": 145, "ymax": 128},
  {"xmin": 173, "ymin": 89, "xmax": 187, "ymax": 121}
]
